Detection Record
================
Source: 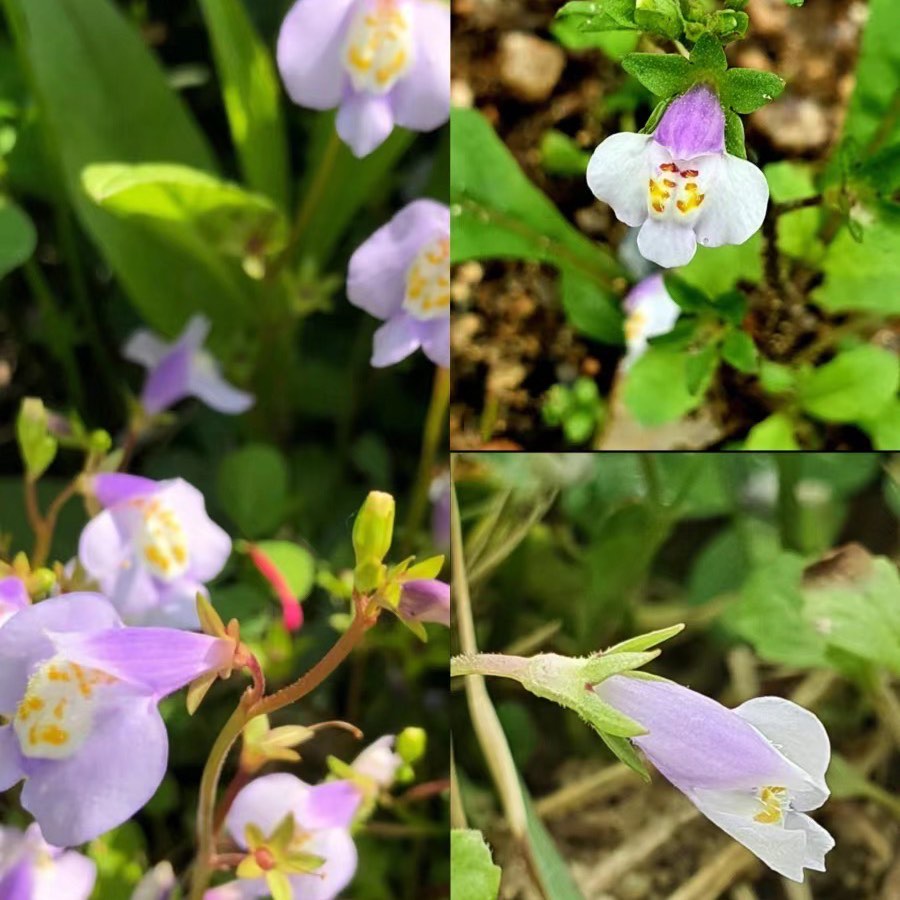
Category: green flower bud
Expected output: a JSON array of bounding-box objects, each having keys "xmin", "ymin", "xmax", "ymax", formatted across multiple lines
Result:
[
  {"xmin": 16, "ymin": 398, "xmax": 58, "ymax": 481},
  {"xmin": 352, "ymin": 491, "xmax": 395, "ymax": 592},
  {"xmin": 396, "ymin": 726, "xmax": 427, "ymax": 765}
]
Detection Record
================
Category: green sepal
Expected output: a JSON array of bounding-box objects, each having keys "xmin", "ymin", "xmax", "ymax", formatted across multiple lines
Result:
[
  {"xmin": 721, "ymin": 68, "xmax": 786, "ymax": 114},
  {"xmin": 604, "ymin": 623, "xmax": 685, "ymax": 654},
  {"xmin": 724, "ymin": 109, "xmax": 747, "ymax": 158},
  {"xmin": 622, "ymin": 53, "xmax": 691, "ymax": 98},
  {"xmin": 598, "ymin": 731, "xmax": 651, "ymax": 780}
]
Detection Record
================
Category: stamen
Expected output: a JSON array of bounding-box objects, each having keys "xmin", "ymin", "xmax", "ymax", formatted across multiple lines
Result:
[
  {"xmin": 403, "ymin": 236, "xmax": 450, "ymax": 321},
  {"xmin": 343, "ymin": 0, "xmax": 413, "ymax": 94},
  {"xmin": 754, "ymin": 786, "xmax": 788, "ymax": 825}
]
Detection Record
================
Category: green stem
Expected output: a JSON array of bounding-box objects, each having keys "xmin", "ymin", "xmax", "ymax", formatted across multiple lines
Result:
[
  {"xmin": 402, "ymin": 366, "xmax": 450, "ymax": 553},
  {"xmin": 451, "ymin": 652, "xmax": 528, "ymax": 680}
]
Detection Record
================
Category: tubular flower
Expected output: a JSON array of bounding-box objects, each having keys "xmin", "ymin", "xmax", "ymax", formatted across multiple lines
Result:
[
  {"xmin": 0, "ymin": 594, "xmax": 236, "ymax": 846},
  {"xmin": 622, "ymin": 275, "xmax": 681, "ymax": 368},
  {"xmin": 0, "ymin": 577, "xmax": 29, "ymax": 629},
  {"xmin": 78, "ymin": 473, "xmax": 231, "ymax": 629},
  {"xmin": 205, "ymin": 774, "xmax": 361, "ymax": 900},
  {"xmin": 398, "ymin": 579, "xmax": 450, "ymax": 627},
  {"xmin": 587, "ymin": 85, "xmax": 769, "ymax": 269},
  {"xmin": 124, "ymin": 315, "xmax": 254, "ymax": 416},
  {"xmin": 277, "ymin": 0, "xmax": 450, "ymax": 158},
  {"xmin": 348, "ymin": 200, "xmax": 449, "ymax": 368},
  {"xmin": 0, "ymin": 823, "xmax": 96, "ymax": 900},
  {"xmin": 594, "ymin": 675, "xmax": 834, "ymax": 882}
]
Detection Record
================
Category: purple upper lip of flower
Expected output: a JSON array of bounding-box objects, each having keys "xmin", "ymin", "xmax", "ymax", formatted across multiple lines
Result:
[
  {"xmin": 78, "ymin": 473, "xmax": 231, "ymax": 630},
  {"xmin": 347, "ymin": 199, "xmax": 450, "ymax": 369},
  {"xmin": 587, "ymin": 85, "xmax": 770, "ymax": 269},
  {"xmin": 594, "ymin": 674, "xmax": 834, "ymax": 882},
  {"xmin": 0, "ymin": 594, "xmax": 234, "ymax": 847},
  {"xmin": 277, "ymin": 0, "xmax": 450, "ymax": 158},
  {"xmin": 0, "ymin": 577, "xmax": 29, "ymax": 628}
]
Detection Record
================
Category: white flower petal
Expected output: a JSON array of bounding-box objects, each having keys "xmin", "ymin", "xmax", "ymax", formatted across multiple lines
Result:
[
  {"xmin": 694, "ymin": 153, "xmax": 769, "ymax": 250},
  {"xmin": 785, "ymin": 811, "xmax": 834, "ymax": 872},
  {"xmin": 122, "ymin": 330, "xmax": 169, "ymax": 368},
  {"xmin": 637, "ymin": 217, "xmax": 697, "ymax": 268},
  {"xmin": 188, "ymin": 367, "xmax": 254, "ymax": 415},
  {"xmin": 690, "ymin": 788, "xmax": 809, "ymax": 882},
  {"xmin": 734, "ymin": 696, "xmax": 830, "ymax": 810},
  {"xmin": 587, "ymin": 132, "xmax": 653, "ymax": 228}
]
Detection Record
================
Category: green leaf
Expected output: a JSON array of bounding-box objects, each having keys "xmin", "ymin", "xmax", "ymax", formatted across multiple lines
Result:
[
  {"xmin": 721, "ymin": 330, "xmax": 759, "ymax": 374},
  {"xmin": 634, "ymin": 0, "xmax": 683, "ymax": 40},
  {"xmin": 624, "ymin": 347, "xmax": 713, "ymax": 426},
  {"xmin": 218, "ymin": 443, "xmax": 289, "ymax": 538},
  {"xmin": 797, "ymin": 346, "xmax": 900, "ymax": 424},
  {"xmin": 452, "ymin": 108, "xmax": 623, "ymax": 342},
  {"xmin": 561, "ymin": 270, "xmax": 624, "ymax": 344},
  {"xmin": 0, "ymin": 198, "xmax": 36, "ymax": 278},
  {"xmin": 252, "ymin": 541, "xmax": 316, "ymax": 601},
  {"xmin": 450, "ymin": 830, "xmax": 501, "ymax": 900},
  {"xmin": 765, "ymin": 161, "xmax": 823, "ymax": 261},
  {"xmin": 685, "ymin": 343, "xmax": 720, "ymax": 394},
  {"xmin": 860, "ymin": 399, "xmax": 900, "ymax": 450},
  {"xmin": 814, "ymin": 201, "xmax": 900, "ymax": 315},
  {"xmin": 16, "ymin": 397, "xmax": 57, "ymax": 480},
  {"xmin": 743, "ymin": 413, "xmax": 800, "ymax": 450},
  {"xmin": 540, "ymin": 130, "xmax": 591, "ymax": 176},
  {"xmin": 605, "ymin": 623, "xmax": 685, "ymax": 654},
  {"xmin": 550, "ymin": 19, "xmax": 639, "ymax": 58},
  {"xmin": 721, "ymin": 69, "xmax": 785, "ymax": 114},
  {"xmin": 198, "ymin": 0, "xmax": 289, "ymax": 209},
  {"xmin": 87, "ymin": 822, "xmax": 147, "ymax": 900},
  {"xmin": 680, "ymin": 237, "xmax": 761, "ymax": 294},
  {"xmin": 723, "ymin": 108, "xmax": 747, "ymax": 158},
  {"xmin": 557, "ymin": 0, "xmax": 637, "ymax": 30},
  {"xmin": 689, "ymin": 34, "xmax": 727, "ymax": 74},
  {"xmin": 841, "ymin": 0, "xmax": 900, "ymax": 147},
  {"xmin": 758, "ymin": 359, "xmax": 796, "ymax": 395},
  {"xmin": 621, "ymin": 53, "xmax": 691, "ymax": 98},
  {"xmin": 2, "ymin": 0, "xmax": 255, "ymax": 336},
  {"xmin": 663, "ymin": 274, "xmax": 709, "ymax": 313},
  {"xmin": 82, "ymin": 163, "xmax": 287, "ymax": 261}
]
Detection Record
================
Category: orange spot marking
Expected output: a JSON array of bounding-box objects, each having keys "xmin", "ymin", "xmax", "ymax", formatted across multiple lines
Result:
[
  {"xmin": 660, "ymin": 163, "xmax": 679, "ymax": 173},
  {"xmin": 681, "ymin": 169, "xmax": 699, "ymax": 178},
  {"xmin": 39, "ymin": 725, "xmax": 69, "ymax": 747}
]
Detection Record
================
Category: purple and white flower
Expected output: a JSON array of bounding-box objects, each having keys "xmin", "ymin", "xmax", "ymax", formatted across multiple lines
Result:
[
  {"xmin": 277, "ymin": 0, "xmax": 450, "ymax": 158},
  {"xmin": 0, "ymin": 577, "xmax": 28, "ymax": 629},
  {"xmin": 0, "ymin": 823, "xmax": 96, "ymax": 900},
  {"xmin": 124, "ymin": 315, "xmax": 254, "ymax": 416},
  {"xmin": 205, "ymin": 774, "xmax": 361, "ymax": 900},
  {"xmin": 622, "ymin": 275, "xmax": 681, "ymax": 368},
  {"xmin": 79, "ymin": 473, "xmax": 231, "ymax": 629},
  {"xmin": 398, "ymin": 578, "xmax": 450, "ymax": 627},
  {"xmin": 350, "ymin": 735, "xmax": 404, "ymax": 789},
  {"xmin": 594, "ymin": 675, "xmax": 834, "ymax": 882},
  {"xmin": 348, "ymin": 200, "xmax": 449, "ymax": 368},
  {"xmin": 0, "ymin": 594, "xmax": 235, "ymax": 846},
  {"xmin": 587, "ymin": 85, "xmax": 769, "ymax": 269}
]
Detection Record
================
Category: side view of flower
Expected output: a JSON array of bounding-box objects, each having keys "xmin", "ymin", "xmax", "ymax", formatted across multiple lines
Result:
[
  {"xmin": 278, "ymin": 0, "xmax": 450, "ymax": 157},
  {"xmin": 595, "ymin": 676, "xmax": 834, "ymax": 882},
  {"xmin": 0, "ymin": 823, "xmax": 96, "ymax": 900},
  {"xmin": 621, "ymin": 274, "xmax": 681, "ymax": 368},
  {"xmin": 588, "ymin": 84, "xmax": 769, "ymax": 269}
]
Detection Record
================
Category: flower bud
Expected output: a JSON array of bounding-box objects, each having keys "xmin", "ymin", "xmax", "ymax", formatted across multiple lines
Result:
[
  {"xmin": 396, "ymin": 726, "xmax": 427, "ymax": 765},
  {"xmin": 16, "ymin": 397, "xmax": 58, "ymax": 481},
  {"xmin": 352, "ymin": 491, "xmax": 395, "ymax": 592}
]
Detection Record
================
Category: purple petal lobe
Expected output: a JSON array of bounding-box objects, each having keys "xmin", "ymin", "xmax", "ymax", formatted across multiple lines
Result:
[
  {"xmin": 336, "ymin": 93, "xmax": 395, "ymax": 158},
  {"xmin": 141, "ymin": 339, "xmax": 193, "ymax": 414},
  {"xmin": 303, "ymin": 781, "xmax": 362, "ymax": 830},
  {"xmin": 0, "ymin": 726, "xmax": 25, "ymax": 791},
  {"xmin": 0, "ymin": 577, "xmax": 29, "ymax": 628},
  {"xmin": 372, "ymin": 314, "xmax": 422, "ymax": 367},
  {"xmin": 399, "ymin": 579, "xmax": 450, "ymax": 626},
  {"xmin": 188, "ymin": 366, "xmax": 254, "ymax": 415},
  {"xmin": 20, "ymin": 694, "xmax": 168, "ymax": 846},
  {"xmin": 654, "ymin": 85, "xmax": 725, "ymax": 160},
  {"xmin": 91, "ymin": 473, "xmax": 161, "ymax": 508},
  {"xmin": 391, "ymin": 0, "xmax": 450, "ymax": 132},
  {"xmin": 277, "ymin": 0, "xmax": 356, "ymax": 111},
  {"xmin": 51, "ymin": 628, "xmax": 234, "ymax": 699},
  {"xmin": 0, "ymin": 857, "xmax": 33, "ymax": 900},
  {"xmin": 419, "ymin": 317, "xmax": 450, "ymax": 369}
]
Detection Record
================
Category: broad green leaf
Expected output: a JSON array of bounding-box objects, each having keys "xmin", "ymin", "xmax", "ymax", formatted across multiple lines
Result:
[
  {"xmin": 0, "ymin": 198, "xmax": 36, "ymax": 278},
  {"xmin": 1, "ymin": 0, "xmax": 254, "ymax": 335},
  {"xmin": 82, "ymin": 163, "xmax": 287, "ymax": 262},
  {"xmin": 679, "ymin": 237, "xmax": 761, "ymax": 293},
  {"xmin": 295, "ymin": 113, "xmax": 414, "ymax": 264},
  {"xmin": 798, "ymin": 346, "xmax": 899, "ymax": 424},
  {"xmin": 561, "ymin": 270, "xmax": 624, "ymax": 344},
  {"xmin": 721, "ymin": 330, "xmax": 758, "ymax": 374},
  {"xmin": 452, "ymin": 108, "xmax": 623, "ymax": 341},
  {"xmin": 814, "ymin": 201, "xmax": 900, "ymax": 315},
  {"xmin": 450, "ymin": 830, "xmax": 501, "ymax": 900},
  {"xmin": 841, "ymin": 0, "xmax": 900, "ymax": 147},
  {"xmin": 721, "ymin": 68, "xmax": 785, "ymax": 114},
  {"xmin": 253, "ymin": 540, "xmax": 317, "ymax": 601},
  {"xmin": 861, "ymin": 399, "xmax": 900, "ymax": 450},
  {"xmin": 198, "ymin": 0, "xmax": 290, "ymax": 209},
  {"xmin": 218, "ymin": 443, "xmax": 289, "ymax": 538},
  {"xmin": 743, "ymin": 413, "xmax": 800, "ymax": 450},
  {"xmin": 624, "ymin": 346, "xmax": 713, "ymax": 426},
  {"xmin": 621, "ymin": 53, "xmax": 691, "ymax": 98},
  {"xmin": 804, "ymin": 556, "xmax": 900, "ymax": 676}
]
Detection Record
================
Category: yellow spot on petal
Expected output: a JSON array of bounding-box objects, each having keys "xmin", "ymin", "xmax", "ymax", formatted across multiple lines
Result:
[
  {"xmin": 404, "ymin": 235, "xmax": 451, "ymax": 322},
  {"xmin": 343, "ymin": 0, "xmax": 413, "ymax": 94},
  {"xmin": 754, "ymin": 786, "xmax": 788, "ymax": 825}
]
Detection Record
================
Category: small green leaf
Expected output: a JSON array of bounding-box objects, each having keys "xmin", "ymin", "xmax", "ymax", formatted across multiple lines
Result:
[
  {"xmin": 860, "ymin": 399, "xmax": 900, "ymax": 450},
  {"xmin": 689, "ymin": 33, "xmax": 727, "ymax": 73},
  {"xmin": 685, "ymin": 343, "xmax": 720, "ymax": 395},
  {"xmin": 16, "ymin": 398, "xmax": 58, "ymax": 480},
  {"xmin": 218, "ymin": 443, "xmax": 289, "ymax": 537},
  {"xmin": 663, "ymin": 274, "xmax": 709, "ymax": 313},
  {"xmin": 625, "ymin": 347, "xmax": 712, "ymax": 426},
  {"xmin": 758, "ymin": 360, "xmax": 796, "ymax": 395},
  {"xmin": 722, "ymin": 69, "xmax": 786, "ymax": 114},
  {"xmin": 634, "ymin": 0, "xmax": 683, "ymax": 40},
  {"xmin": 798, "ymin": 346, "xmax": 899, "ymax": 424},
  {"xmin": 621, "ymin": 53, "xmax": 691, "ymax": 98},
  {"xmin": 605, "ymin": 623, "xmax": 685, "ymax": 654},
  {"xmin": 451, "ymin": 830, "xmax": 501, "ymax": 900},
  {"xmin": 0, "ymin": 199, "xmax": 36, "ymax": 279},
  {"xmin": 711, "ymin": 290, "xmax": 748, "ymax": 326},
  {"xmin": 724, "ymin": 109, "xmax": 747, "ymax": 158},
  {"xmin": 744, "ymin": 413, "xmax": 800, "ymax": 450},
  {"xmin": 721, "ymin": 330, "xmax": 759, "ymax": 374}
]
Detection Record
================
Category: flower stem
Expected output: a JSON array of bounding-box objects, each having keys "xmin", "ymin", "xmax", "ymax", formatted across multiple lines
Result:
[
  {"xmin": 451, "ymin": 652, "xmax": 528, "ymax": 681},
  {"xmin": 189, "ymin": 598, "xmax": 377, "ymax": 899},
  {"xmin": 402, "ymin": 366, "xmax": 450, "ymax": 553}
]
